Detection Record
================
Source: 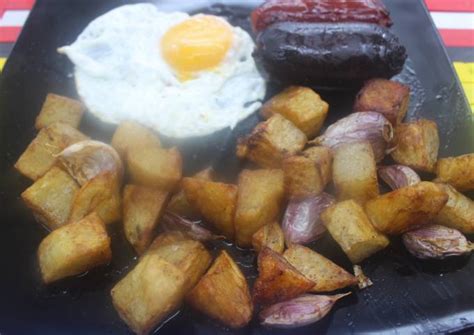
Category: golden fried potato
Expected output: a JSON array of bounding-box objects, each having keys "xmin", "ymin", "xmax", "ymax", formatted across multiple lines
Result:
[
  {"xmin": 35, "ymin": 94, "xmax": 85, "ymax": 130},
  {"xmin": 123, "ymin": 185, "xmax": 169, "ymax": 254},
  {"xmin": 111, "ymin": 121, "xmax": 161, "ymax": 159},
  {"xmin": 253, "ymin": 247, "xmax": 314, "ymax": 305},
  {"xmin": 147, "ymin": 232, "xmax": 212, "ymax": 291},
  {"xmin": 15, "ymin": 122, "xmax": 88, "ymax": 180},
  {"xmin": 127, "ymin": 146, "xmax": 182, "ymax": 192},
  {"xmin": 236, "ymin": 114, "xmax": 307, "ymax": 168},
  {"xmin": 391, "ymin": 119, "xmax": 439, "ymax": 172},
  {"xmin": 167, "ymin": 167, "xmax": 214, "ymax": 219},
  {"xmin": 435, "ymin": 153, "xmax": 474, "ymax": 192},
  {"xmin": 283, "ymin": 245, "xmax": 357, "ymax": 292},
  {"xmin": 38, "ymin": 212, "xmax": 111, "ymax": 284},
  {"xmin": 111, "ymin": 253, "xmax": 187, "ymax": 335},
  {"xmin": 332, "ymin": 141, "xmax": 379, "ymax": 203},
  {"xmin": 252, "ymin": 222, "xmax": 285, "ymax": 254},
  {"xmin": 69, "ymin": 172, "xmax": 121, "ymax": 224},
  {"xmin": 187, "ymin": 251, "xmax": 253, "ymax": 328},
  {"xmin": 21, "ymin": 167, "xmax": 79, "ymax": 230},
  {"xmin": 364, "ymin": 182, "xmax": 448, "ymax": 235},
  {"xmin": 283, "ymin": 146, "xmax": 332, "ymax": 198},
  {"xmin": 182, "ymin": 178, "xmax": 237, "ymax": 239},
  {"xmin": 261, "ymin": 86, "xmax": 329, "ymax": 138},
  {"xmin": 322, "ymin": 200, "xmax": 389, "ymax": 264},
  {"xmin": 353, "ymin": 79, "xmax": 410, "ymax": 125},
  {"xmin": 434, "ymin": 183, "xmax": 474, "ymax": 234},
  {"xmin": 234, "ymin": 169, "xmax": 285, "ymax": 247}
]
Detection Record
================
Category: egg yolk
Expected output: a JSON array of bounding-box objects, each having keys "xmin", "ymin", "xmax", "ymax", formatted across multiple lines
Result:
[{"xmin": 161, "ymin": 15, "xmax": 233, "ymax": 80}]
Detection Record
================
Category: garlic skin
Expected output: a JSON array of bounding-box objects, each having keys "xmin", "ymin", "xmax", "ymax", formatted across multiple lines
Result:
[
  {"xmin": 58, "ymin": 140, "xmax": 123, "ymax": 185},
  {"xmin": 353, "ymin": 265, "xmax": 373, "ymax": 289},
  {"xmin": 402, "ymin": 224, "xmax": 474, "ymax": 259},
  {"xmin": 282, "ymin": 193, "xmax": 335, "ymax": 245},
  {"xmin": 310, "ymin": 112, "xmax": 393, "ymax": 162},
  {"xmin": 378, "ymin": 165, "xmax": 421, "ymax": 190},
  {"xmin": 260, "ymin": 293, "xmax": 351, "ymax": 328},
  {"xmin": 160, "ymin": 212, "xmax": 224, "ymax": 242}
]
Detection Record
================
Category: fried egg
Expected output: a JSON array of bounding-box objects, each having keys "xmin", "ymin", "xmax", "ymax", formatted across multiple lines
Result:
[{"xmin": 59, "ymin": 4, "xmax": 266, "ymax": 138}]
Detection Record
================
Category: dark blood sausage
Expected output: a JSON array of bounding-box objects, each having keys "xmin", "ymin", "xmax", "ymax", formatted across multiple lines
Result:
[
  {"xmin": 251, "ymin": 0, "xmax": 392, "ymax": 32},
  {"xmin": 255, "ymin": 22, "xmax": 407, "ymax": 88}
]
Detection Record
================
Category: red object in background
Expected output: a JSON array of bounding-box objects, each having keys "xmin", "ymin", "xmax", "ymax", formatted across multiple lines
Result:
[
  {"xmin": 0, "ymin": 26, "xmax": 21, "ymax": 42},
  {"xmin": 438, "ymin": 29, "xmax": 474, "ymax": 47},
  {"xmin": 425, "ymin": 0, "xmax": 474, "ymax": 12},
  {"xmin": 0, "ymin": 0, "xmax": 35, "ymax": 17}
]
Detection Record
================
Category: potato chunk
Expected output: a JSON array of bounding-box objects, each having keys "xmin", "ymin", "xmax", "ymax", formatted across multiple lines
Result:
[
  {"xmin": 322, "ymin": 200, "xmax": 389, "ymax": 263},
  {"xmin": 364, "ymin": 182, "xmax": 448, "ymax": 235},
  {"xmin": 21, "ymin": 167, "xmax": 79, "ymax": 230},
  {"xmin": 182, "ymin": 178, "xmax": 237, "ymax": 239},
  {"xmin": 111, "ymin": 121, "xmax": 161, "ymax": 159},
  {"xmin": 283, "ymin": 146, "xmax": 332, "ymax": 198},
  {"xmin": 253, "ymin": 247, "xmax": 314, "ymax": 305},
  {"xmin": 69, "ymin": 172, "xmax": 121, "ymax": 224},
  {"xmin": 261, "ymin": 86, "xmax": 329, "ymax": 138},
  {"xmin": 111, "ymin": 253, "xmax": 186, "ymax": 335},
  {"xmin": 15, "ymin": 122, "xmax": 88, "ymax": 180},
  {"xmin": 353, "ymin": 79, "xmax": 410, "ymax": 125},
  {"xmin": 235, "ymin": 169, "xmax": 285, "ymax": 247},
  {"xmin": 391, "ymin": 119, "xmax": 439, "ymax": 173},
  {"xmin": 148, "ymin": 232, "xmax": 212, "ymax": 292},
  {"xmin": 123, "ymin": 185, "xmax": 169, "ymax": 254},
  {"xmin": 332, "ymin": 141, "xmax": 379, "ymax": 203},
  {"xmin": 38, "ymin": 212, "xmax": 111, "ymax": 284},
  {"xmin": 435, "ymin": 153, "xmax": 474, "ymax": 192},
  {"xmin": 252, "ymin": 222, "xmax": 285, "ymax": 254},
  {"xmin": 167, "ymin": 167, "xmax": 214, "ymax": 219},
  {"xmin": 236, "ymin": 114, "xmax": 307, "ymax": 168},
  {"xmin": 35, "ymin": 93, "xmax": 85, "ymax": 130},
  {"xmin": 283, "ymin": 245, "xmax": 357, "ymax": 292},
  {"xmin": 127, "ymin": 146, "xmax": 182, "ymax": 191},
  {"xmin": 434, "ymin": 183, "xmax": 474, "ymax": 234},
  {"xmin": 187, "ymin": 251, "xmax": 253, "ymax": 328}
]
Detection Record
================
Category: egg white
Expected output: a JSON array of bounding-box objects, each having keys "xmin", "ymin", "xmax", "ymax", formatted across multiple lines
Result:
[{"xmin": 59, "ymin": 4, "xmax": 266, "ymax": 138}]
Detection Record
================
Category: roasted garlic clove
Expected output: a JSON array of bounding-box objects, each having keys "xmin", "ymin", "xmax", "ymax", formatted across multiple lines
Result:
[
  {"xmin": 378, "ymin": 165, "xmax": 421, "ymax": 190},
  {"xmin": 160, "ymin": 212, "xmax": 224, "ymax": 242},
  {"xmin": 402, "ymin": 224, "xmax": 474, "ymax": 260}
]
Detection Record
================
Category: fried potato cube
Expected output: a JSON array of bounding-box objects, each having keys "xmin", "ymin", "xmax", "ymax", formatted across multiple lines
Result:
[
  {"xmin": 353, "ymin": 79, "xmax": 410, "ymax": 125},
  {"xmin": 364, "ymin": 182, "xmax": 448, "ymax": 235},
  {"xmin": 187, "ymin": 251, "xmax": 253, "ymax": 328},
  {"xmin": 15, "ymin": 122, "xmax": 88, "ymax": 180},
  {"xmin": 283, "ymin": 146, "xmax": 332, "ymax": 198},
  {"xmin": 434, "ymin": 183, "xmax": 474, "ymax": 234},
  {"xmin": 252, "ymin": 222, "xmax": 285, "ymax": 254},
  {"xmin": 236, "ymin": 114, "xmax": 307, "ymax": 168},
  {"xmin": 111, "ymin": 253, "xmax": 187, "ymax": 335},
  {"xmin": 391, "ymin": 119, "xmax": 439, "ymax": 173},
  {"xmin": 167, "ymin": 167, "xmax": 214, "ymax": 219},
  {"xmin": 148, "ymin": 233, "xmax": 212, "ymax": 292},
  {"xmin": 35, "ymin": 93, "xmax": 85, "ymax": 130},
  {"xmin": 182, "ymin": 178, "xmax": 237, "ymax": 239},
  {"xmin": 21, "ymin": 167, "xmax": 79, "ymax": 230},
  {"xmin": 333, "ymin": 141, "xmax": 378, "ymax": 203},
  {"xmin": 261, "ymin": 86, "xmax": 329, "ymax": 138},
  {"xmin": 123, "ymin": 185, "xmax": 169, "ymax": 254},
  {"xmin": 435, "ymin": 153, "xmax": 474, "ymax": 192},
  {"xmin": 69, "ymin": 172, "xmax": 121, "ymax": 224},
  {"xmin": 127, "ymin": 146, "xmax": 182, "ymax": 191},
  {"xmin": 322, "ymin": 200, "xmax": 389, "ymax": 263},
  {"xmin": 38, "ymin": 212, "xmax": 111, "ymax": 284},
  {"xmin": 253, "ymin": 247, "xmax": 314, "ymax": 305},
  {"xmin": 111, "ymin": 121, "xmax": 161, "ymax": 159},
  {"xmin": 283, "ymin": 245, "xmax": 357, "ymax": 292},
  {"xmin": 234, "ymin": 169, "xmax": 285, "ymax": 247}
]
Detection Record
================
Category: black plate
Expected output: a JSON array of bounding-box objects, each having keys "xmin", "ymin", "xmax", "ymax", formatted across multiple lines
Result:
[{"xmin": 0, "ymin": 0, "xmax": 473, "ymax": 334}]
